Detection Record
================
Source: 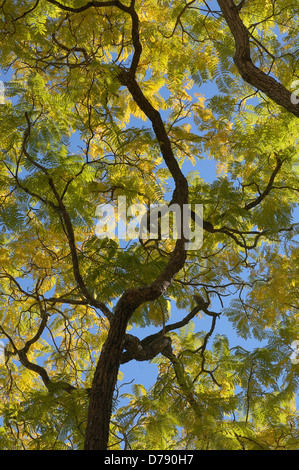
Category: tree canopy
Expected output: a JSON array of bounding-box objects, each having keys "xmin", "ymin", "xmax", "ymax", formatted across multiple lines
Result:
[{"xmin": 0, "ymin": 0, "xmax": 298, "ymax": 450}]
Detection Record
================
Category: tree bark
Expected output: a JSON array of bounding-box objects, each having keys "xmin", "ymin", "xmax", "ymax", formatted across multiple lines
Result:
[{"xmin": 84, "ymin": 295, "xmax": 134, "ymax": 450}]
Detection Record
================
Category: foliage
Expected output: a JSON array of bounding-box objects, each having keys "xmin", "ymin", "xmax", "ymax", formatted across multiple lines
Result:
[{"xmin": 0, "ymin": 0, "xmax": 298, "ymax": 450}]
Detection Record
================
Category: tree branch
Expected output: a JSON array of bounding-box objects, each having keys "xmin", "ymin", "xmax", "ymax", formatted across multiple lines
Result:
[
  {"xmin": 12, "ymin": 0, "xmax": 40, "ymax": 22},
  {"xmin": 0, "ymin": 314, "xmax": 51, "ymax": 389},
  {"xmin": 121, "ymin": 295, "xmax": 210, "ymax": 364},
  {"xmin": 244, "ymin": 156, "xmax": 284, "ymax": 210},
  {"xmin": 19, "ymin": 113, "xmax": 113, "ymax": 322},
  {"xmin": 46, "ymin": 0, "xmax": 117, "ymax": 13},
  {"xmin": 217, "ymin": 0, "xmax": 299, "ymax": 117}
]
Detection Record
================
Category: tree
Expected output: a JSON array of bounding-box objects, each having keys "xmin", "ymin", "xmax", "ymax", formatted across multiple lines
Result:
[{"xmin": 0, "ymin": 0, "xmax": 298, "ymax": 450}]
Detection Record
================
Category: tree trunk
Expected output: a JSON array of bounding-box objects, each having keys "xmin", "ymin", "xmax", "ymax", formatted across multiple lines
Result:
[
  {"xmin": 83, "ymin": 299, "xmax": 133, "ymax": 450},
  {"xmin": 84, "ymin": 247, "xmax": 187, "ymax": 449}
]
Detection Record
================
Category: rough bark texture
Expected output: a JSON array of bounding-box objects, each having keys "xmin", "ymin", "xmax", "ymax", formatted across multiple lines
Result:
[{"xmin": 84, "ymin": 296, "xmax": 134, "ymax": 450}]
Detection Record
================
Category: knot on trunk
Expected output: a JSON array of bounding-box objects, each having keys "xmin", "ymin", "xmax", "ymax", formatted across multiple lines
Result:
[{"xmin": 121, "ymin": 333, "xmax": 172, "ymax": 364}]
